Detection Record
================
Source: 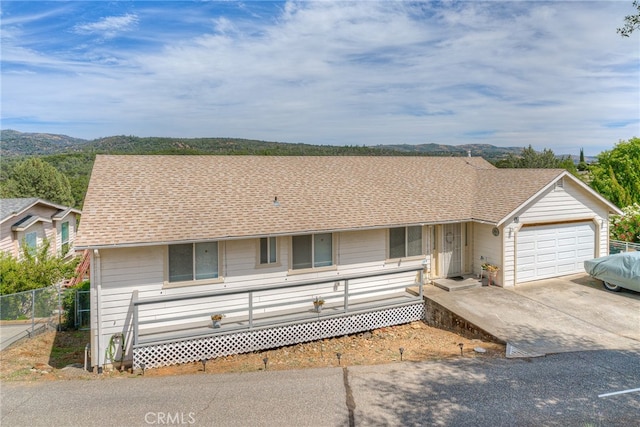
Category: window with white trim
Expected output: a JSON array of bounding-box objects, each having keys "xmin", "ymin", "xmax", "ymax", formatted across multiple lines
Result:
[
  {"xmin": 61, "ymin": 221, "xmax": 70, "ymax": 255},
  {"xmin": 168, "ymin": 242, "xmax": 218, "ymax": 283},
  {"xmin": 25, "ymin": 232, "xmax": 37, "ymax": 256},
  {"xmin": 389, "ymin": 226, "xmax": 422, "ymax": 258},
  {"xmin": 260, "ymin": 237, "xmax": 277, "ymax": 264},
  {"xmin": 292, "ymin": 233, "xmax": 333, "ymax": 270}
]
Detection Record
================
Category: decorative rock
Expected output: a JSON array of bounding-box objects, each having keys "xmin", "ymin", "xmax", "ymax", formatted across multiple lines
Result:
[{"xmin": 474, "ymin": 347, "xmax": 487, "ymax": 353}]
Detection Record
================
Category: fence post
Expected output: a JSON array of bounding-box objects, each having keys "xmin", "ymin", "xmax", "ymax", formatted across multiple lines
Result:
[
  {"xmin": 75, "ymin": 290, "xmax": 79, "ymax": 330},
  {"xmin": 58, "ymin": 285, "xmax": 62, "ymax": 331},
  {"xmin": 31, "ymin": 289, "xmax": 36, "ymax": 335}
]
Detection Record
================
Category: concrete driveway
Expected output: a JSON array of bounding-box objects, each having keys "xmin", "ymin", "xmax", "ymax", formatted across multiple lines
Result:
[{"xmin": 424, "ymin": 273, "xmax": 640, "ymax": 357}]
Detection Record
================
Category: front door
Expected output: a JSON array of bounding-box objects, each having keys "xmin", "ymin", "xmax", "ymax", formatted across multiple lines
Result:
[{"xmin": 441, "ymin": 223, "xmax": 462, "ymax": 277}]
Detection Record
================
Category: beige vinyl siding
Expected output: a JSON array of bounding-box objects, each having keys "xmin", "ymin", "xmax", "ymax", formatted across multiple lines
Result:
[
  {"xmin": 517, "ymin": 178, "xmax": 609, "ymax": 256},
  {"xmin": 473, "ymin": 223, "xmax": 502, "ymax": 284},
  {"xmin": 503, "ymin": 223, "xmax": 516, "ymax": 286},
  {"xmin": 506, "ymin": 178, "xmax": 609, "ymax": 286},
  {"xmin": 92, "ymin": 229, "xmax": 424, "ymax": 367},
  {"xmin": 0, "ymin": 221, "xmax": 17, "ymax": 256},
  {"xmin": 1, "ymin": 204, "xmax": 72, "ymax": 258},
  {"xmin": 518, "ymin": 179, "xmax": 606, "ymax": 223}
]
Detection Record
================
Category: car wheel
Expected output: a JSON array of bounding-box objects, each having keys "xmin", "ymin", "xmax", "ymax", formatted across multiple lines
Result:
[{"xmin": 603, "ymin": 281, "xmax": 622, "ymax": 292}]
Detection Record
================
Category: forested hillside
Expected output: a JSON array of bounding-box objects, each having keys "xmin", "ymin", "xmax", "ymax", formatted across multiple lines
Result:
[{"xmin": 0, "ymin": 129, "xmax": 565, "ymax": 209}]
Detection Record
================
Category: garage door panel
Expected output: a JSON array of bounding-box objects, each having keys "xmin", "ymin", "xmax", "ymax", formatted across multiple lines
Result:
[
  {"xmin": 537, "ymin": 240, "xmax": 557, "ymax": 249},
  {"xmin": 518, "ymin": 241, "xmax": 536, "ymax": 251},
  {"xmin": 517, "ymin": 222, "xmax": 595, "ymax": 283},
  {"xmin": 558, "ymin": 237, "xmax": 576, "ymax": 247},
  {"xmin": 557, "ymin": 250, "xmax": 577, "ymax": 260},
  {"xmin": 577, "ymin": 235, "xmax": 593, "ymax": 244},
  {"xmin": 577, "ymin": 247, "xmax": 593, "ymax": 257},
  {"xmin": 538, "ymin": 253, "xmax": 556, "ymax": 263}
]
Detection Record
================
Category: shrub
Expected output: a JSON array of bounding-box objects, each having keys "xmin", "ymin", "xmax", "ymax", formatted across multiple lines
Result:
[{"xmin": 610, "ymin": 203, "xmax": 640, "ymax": 243}]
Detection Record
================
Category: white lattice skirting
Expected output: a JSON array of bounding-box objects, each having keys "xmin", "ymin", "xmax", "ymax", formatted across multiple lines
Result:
[{"xmin": 133, "ymin": 303, "xmax": 425, "ymax": 369}]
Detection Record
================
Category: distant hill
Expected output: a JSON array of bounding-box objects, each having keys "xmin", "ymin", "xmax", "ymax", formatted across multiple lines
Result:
[
  {"xmin": 376, "ymin": 143, "xmax": 523, "ymax": 158},
  {"xmin": 1, "ymin": 129, "xmax": 524, "ymax": 160},
  {"xmin": 0, "ymin": 130, "xmax": 90, "ymax": 156}
]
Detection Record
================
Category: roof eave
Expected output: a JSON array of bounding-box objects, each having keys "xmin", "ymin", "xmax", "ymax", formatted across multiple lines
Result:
[
  {"xmin": 75, "ymin": 219, "xmax": 479, "ymax": 250},
  {"xmin": 495, "ymin": 171, "xmax": 623, "ymax": 227}
]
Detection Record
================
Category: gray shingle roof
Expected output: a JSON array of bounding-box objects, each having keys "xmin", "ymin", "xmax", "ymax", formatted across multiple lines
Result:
[
  {"xmin": 1, "ymin": 198, "xmax": 40, "ymax": 222},
  {"xmin": 1, "ymin": 198, "xmax": 80, "ymax": 224},
  {"xmin": 76, "ymin": 155, "xmax": 565, "ymax": 248}
]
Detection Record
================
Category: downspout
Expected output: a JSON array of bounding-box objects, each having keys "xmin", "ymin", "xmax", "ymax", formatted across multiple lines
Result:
[{"xmin": 93, "ymin": 249, "xmax": 103, "ymax": 373}]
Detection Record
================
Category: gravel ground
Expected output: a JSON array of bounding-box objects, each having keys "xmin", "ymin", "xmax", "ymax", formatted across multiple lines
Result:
[{"xmin": 0, "ymin": 321, "xmax": 504, "ymax": 381}]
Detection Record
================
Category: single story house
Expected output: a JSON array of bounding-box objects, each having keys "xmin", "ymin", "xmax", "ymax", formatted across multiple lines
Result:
[
  {"xmin": 76, "ymin": 155, "xmax": 621, "ymax": 371},
  {"xmin": 1, "ymin": 197, "xmax": 81, "ymax": 259}
]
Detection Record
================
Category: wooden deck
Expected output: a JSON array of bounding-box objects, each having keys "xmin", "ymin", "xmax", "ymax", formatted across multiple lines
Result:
[{"xmin": 137, "ymin": 291, "xmax": 420, "ymax": 346}]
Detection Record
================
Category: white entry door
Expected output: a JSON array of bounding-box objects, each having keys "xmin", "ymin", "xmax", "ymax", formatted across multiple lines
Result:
[
  {"xmin": 441, "ymin": 223, "xmax": 462, "ymax": 277},
  {"xmin": 516, "ymin": 222, "xmax": 595, "ymax": 283}
]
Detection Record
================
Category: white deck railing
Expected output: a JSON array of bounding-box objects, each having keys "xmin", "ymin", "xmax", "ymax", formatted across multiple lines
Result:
[{"xmin": 132, "ymin": 266, "xmax": 425, "ymax": 347}]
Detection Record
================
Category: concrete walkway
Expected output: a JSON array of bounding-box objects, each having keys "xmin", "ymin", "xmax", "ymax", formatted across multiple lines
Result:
[{"xmin": 424, "ymin": 273, "xmax": 640, "ymax": 357}]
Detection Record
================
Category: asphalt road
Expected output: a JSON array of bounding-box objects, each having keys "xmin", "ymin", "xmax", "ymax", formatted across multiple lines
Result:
[{"xmin": 2, "ymin": 350, "xmax": 638, "ymax": 427}]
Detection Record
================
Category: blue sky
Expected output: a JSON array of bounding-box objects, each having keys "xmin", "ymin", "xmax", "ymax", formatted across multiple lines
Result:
[{"xmin": 1, "ymin": 1, "xmax": 638, "ymax": 155}]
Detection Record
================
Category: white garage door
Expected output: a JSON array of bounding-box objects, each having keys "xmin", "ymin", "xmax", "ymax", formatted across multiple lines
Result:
[{"xmin": 516, "ymin": 222, "xmax": 595, "ymax": 283}]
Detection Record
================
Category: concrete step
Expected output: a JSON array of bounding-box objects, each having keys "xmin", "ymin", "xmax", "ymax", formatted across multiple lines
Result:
[{"xmin": 433, "ymin": 276, "xmax": 482, "ymax": 292}]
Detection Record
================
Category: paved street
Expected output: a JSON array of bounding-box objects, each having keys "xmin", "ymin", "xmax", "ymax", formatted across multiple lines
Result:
[{"xmin": 2, "ymin": 350, "xmax": 638, "ymax": 426}]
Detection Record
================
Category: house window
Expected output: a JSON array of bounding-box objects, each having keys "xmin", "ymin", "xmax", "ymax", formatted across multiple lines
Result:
[
  {"xmin": 61, "ymin": 222, "xmax": 70, "ymax": 255},
  {"xmin": 389, "ymin": 226, "xmax": 422, "ymax": 259},
  {"xmin": 168, "ymin": 242, "xmax": 218, "ymax": 283},
  {"xmin": 292, "ymin": 233, "xmax": 333, "ymax": 270},
  {"xmin": 25, "ymin": 232, "xmax": 37, "ymax": 256},
  {"xmin": 260, "ymin": 237, "xmax": 277, "ymax": 264}
]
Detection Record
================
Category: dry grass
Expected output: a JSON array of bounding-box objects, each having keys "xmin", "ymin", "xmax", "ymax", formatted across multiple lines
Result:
[{"xmin": 0, "ymin": 321, "xmax": 504, "ymax": 381}]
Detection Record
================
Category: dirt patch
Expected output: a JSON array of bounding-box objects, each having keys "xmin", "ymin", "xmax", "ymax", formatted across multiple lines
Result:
[{"xmin": 0, "ymin": 321, "xmax": 504, "ymax": 381}]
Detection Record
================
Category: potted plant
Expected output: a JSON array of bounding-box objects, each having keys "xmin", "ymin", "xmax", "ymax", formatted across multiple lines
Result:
[
  {"xmin": 211, "ymin": 313, "xmax": 225, "ymax": 328},
  {"xmin": 481, "ymin": 263, "xmax": 499, "ymax": 286},
  {"xmin": 312, "ymin": 297, "xmax": 325, "ymax": 313}
]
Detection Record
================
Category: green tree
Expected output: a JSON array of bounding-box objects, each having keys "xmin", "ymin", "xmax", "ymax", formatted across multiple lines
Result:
[
  {"xmin": 617, "ymin": 0, "xmax": 640, "ymax": 37},
  {"xmin": 1, "ymin": 158, "xmax": 75, "ymax": 206},
  {"xmin": 0, "ymin": 239, "xmax": 78, "ymax": 295},
  {"xmin": 496, "ymin": 145, "xmax": 578, "ymax": 175},
  {"xmin": 590, "ymin": 138, "xmax": 640, "ymax": 207},
  {"xmin": 577, "ymin": 148, "xmax": 588, "ymax": 171}
]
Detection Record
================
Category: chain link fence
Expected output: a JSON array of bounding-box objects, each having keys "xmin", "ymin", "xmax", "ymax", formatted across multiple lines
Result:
[
  {"xmin": 610, "ymin": 239, "xmax": 640, "ymax": 254},
  {"xmin": 0, "ymin": 285, "xmax": 62, "ymax": 350},
  {"xmin": 0, "ymin": 284, "xmax": 91, "ymax": 350}
]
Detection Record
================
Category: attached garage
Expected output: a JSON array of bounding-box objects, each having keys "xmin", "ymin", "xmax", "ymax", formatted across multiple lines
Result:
[{"xmin": 516, "ymin": 222, "xmax": 596, "ymax": 283}]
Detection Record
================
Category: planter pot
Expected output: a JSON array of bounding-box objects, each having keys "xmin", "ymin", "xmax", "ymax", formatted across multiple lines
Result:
[
  {"xmin": 488, "ymin": 271, "xmax": 498, "ymax": 286},
  {"xmin": 212, "ymin": 320, "xmax": 221, "ymax": 328},
  {"xmin": 314, "ymin": 304, "xmax": 323, "ymax": 313}
]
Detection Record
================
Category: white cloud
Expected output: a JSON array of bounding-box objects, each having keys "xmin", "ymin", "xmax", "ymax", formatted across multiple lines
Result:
[
  {"xmin": 73, "ymin": 13, "xmax": 139, "ymax": 38},
  {"xmin": 1, "ymin": 1, "xmax": 638, "ymax": 155}
]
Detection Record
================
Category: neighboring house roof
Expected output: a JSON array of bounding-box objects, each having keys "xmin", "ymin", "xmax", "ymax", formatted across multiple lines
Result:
[
  {"xmin": 76, "ymin": 155, "xmax": 618, "ymax": 249},
  {"xmin": 1, "ymin": 198, "xmax": 40, "ymax": 223},
  {"xmin": 1, "ymin": 198, "xmax": 80, "ymax": 225}
]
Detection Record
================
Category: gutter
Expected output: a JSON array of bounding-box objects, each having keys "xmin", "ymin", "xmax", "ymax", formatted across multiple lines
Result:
[{"xmin": 76, "ymin": 219, "xmax": 500, "ymax": 250}]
